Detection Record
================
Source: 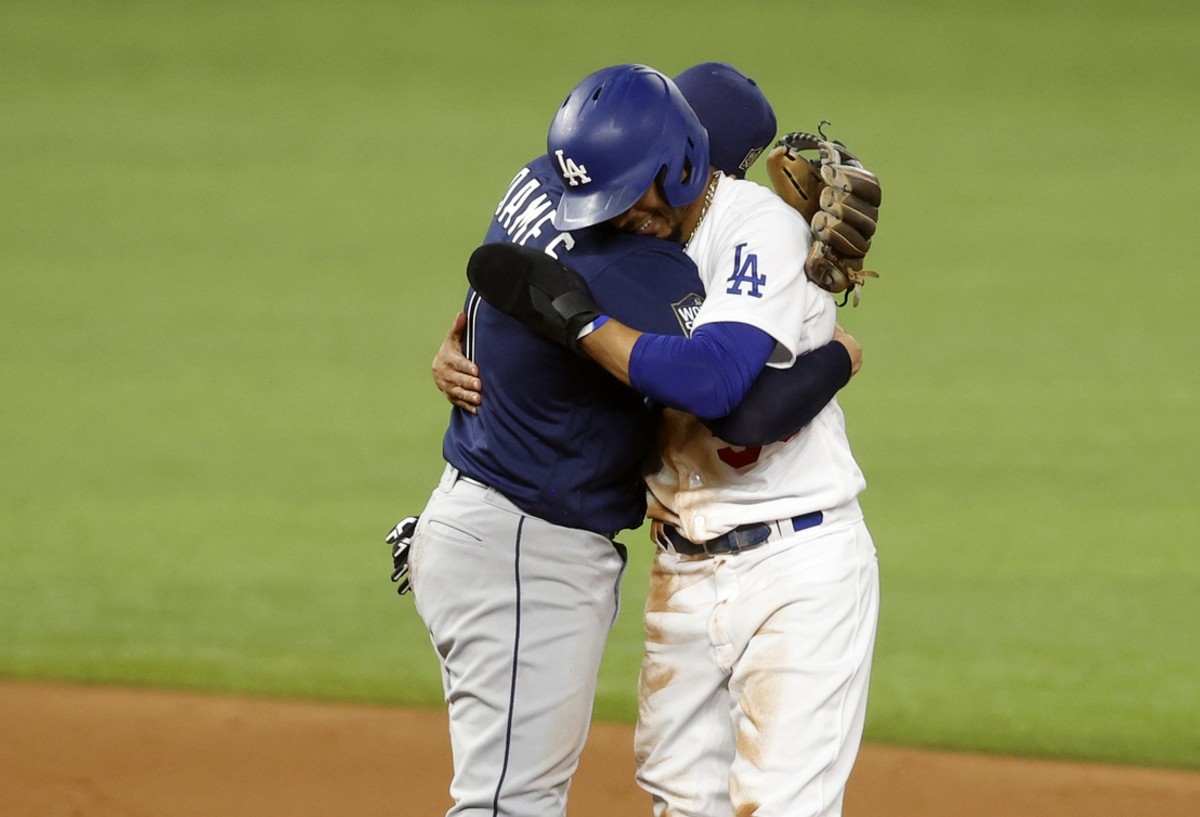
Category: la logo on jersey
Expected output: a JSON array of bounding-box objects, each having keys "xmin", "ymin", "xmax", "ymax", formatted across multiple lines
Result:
[
  {"xmin": 555, "ymin": 150, "xmax": 591, "ymax": 187},
  {"xmin": 726, "ymin": 243, "xmax": 766, "ymax": 298}
]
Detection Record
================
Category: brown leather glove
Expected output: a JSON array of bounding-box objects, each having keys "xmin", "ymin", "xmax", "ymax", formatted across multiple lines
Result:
[{"xmin": 767, "ymin": 130, "xmax": 882, "ymax": 305}]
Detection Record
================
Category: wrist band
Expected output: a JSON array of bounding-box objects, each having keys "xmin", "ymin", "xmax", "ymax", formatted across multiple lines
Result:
[{"xmin": 576, "ymin": 314, "xmax": 610, "ymax": 340}]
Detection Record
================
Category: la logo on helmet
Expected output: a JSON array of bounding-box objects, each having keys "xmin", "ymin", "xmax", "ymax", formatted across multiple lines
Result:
[{"xmin": 555, "ymin": 150, "xmax": 591, "ymax": 186}]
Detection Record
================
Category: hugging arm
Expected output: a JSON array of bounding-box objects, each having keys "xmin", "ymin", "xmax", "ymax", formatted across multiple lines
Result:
[
  {"xmin": 461, "ymin": 242, "xmax": 864, "ymax": 433},
  {"xmin": 431, "ymin": 312, "xmax": 481, "ymax": 413},
  {"xmin": 702, "ymin": 325, "xmax": 860, "ymax": 447},
  {"xmin": 433, "ymin": 305, "xmax": 862, "ymax": 445}
]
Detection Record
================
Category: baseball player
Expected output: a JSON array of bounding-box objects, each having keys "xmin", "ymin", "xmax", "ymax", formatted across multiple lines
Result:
[
  {"xmin": 398, "ymin": 64, "xmax": 860, "ymax": 817},
  {"xmin": 466, "ymin": 64, "xmax": 881, "ymax": 817}
]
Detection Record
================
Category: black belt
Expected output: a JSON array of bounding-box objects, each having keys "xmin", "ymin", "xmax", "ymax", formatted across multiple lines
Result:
[{"xmin": 656, "ymin": 511, "xmax": 824, "ymax": 557}]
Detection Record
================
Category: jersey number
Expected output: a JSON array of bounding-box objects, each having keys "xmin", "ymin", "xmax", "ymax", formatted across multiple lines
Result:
[
  {"xmin": 716, "ymin": 429, "xmax": 797, "ymax": 469},
  {"xmin": 717, "ymin": 445, "xmax": 762, "ymax": 469}
]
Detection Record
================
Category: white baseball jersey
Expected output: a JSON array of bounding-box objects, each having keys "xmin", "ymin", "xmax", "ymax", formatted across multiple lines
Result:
[{"xmin": 644, "ymin": 174, "xmax": 867, "ymax": 542}]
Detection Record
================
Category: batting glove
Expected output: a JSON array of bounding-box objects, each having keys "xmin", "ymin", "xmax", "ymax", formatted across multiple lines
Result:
[{"xmin": 385, "ymin": 516, "xmax": 419, "ymax": 595}]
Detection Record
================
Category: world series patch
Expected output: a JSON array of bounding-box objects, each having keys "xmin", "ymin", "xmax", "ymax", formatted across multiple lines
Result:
[{"xmin": 671, "ymin": 293, "xmax": 704, "ymax": 337}]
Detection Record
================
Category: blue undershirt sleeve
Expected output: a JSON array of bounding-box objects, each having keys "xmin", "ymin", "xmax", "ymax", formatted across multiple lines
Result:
[
  {"xmin": 627, "ymin": 322, "xmax": 776, "ymax": 419},
  {"xmin": 702, "ymin": 342, "xmax": 852, "ymax": 446}
]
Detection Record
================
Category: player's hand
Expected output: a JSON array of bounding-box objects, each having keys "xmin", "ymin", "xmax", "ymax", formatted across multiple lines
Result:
[
  {"xmin": 833, "ymin": 324, "xmax": 862, "ymax": 376},
  {"xmin": 432, "ymin": 312, "xmax": 483, "ymax": 413}
]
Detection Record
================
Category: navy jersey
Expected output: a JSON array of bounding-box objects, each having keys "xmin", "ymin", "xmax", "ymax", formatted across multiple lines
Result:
[{"xmin": 442, "ymin": 155, "xmax": 704, "ymax": 534}]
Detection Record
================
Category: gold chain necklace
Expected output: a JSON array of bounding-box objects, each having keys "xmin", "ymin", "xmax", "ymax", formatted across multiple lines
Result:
[{"xmin": 684, "ymin": 171, "xmax": 721, "ymax": 251}]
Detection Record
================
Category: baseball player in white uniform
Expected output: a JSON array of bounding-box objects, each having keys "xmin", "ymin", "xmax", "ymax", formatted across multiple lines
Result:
[
  {"xmin": 632, "ymin": 171, "xmax": 878, "ymax": 817},
  {"xmin": 465, "ymin": 65, "xmax": 880, "ymax": 817}
]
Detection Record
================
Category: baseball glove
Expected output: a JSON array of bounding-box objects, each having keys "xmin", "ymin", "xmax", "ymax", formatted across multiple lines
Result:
[{"xmin": 766, "ymin": 128, "xmax": 882, "ymax": 306}]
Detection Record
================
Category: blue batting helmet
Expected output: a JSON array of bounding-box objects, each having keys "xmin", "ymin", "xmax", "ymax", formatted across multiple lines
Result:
[
  {"xmin": 673, "ymin": 62, "xmax": 777, "ymax": 178},
  {"xmin": 548, "ymin": 64, "xmax": 710, "ymax": 231}
]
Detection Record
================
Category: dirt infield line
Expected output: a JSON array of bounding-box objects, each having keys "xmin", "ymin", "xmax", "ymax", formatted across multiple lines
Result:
[{"xmin": 2, "ymin": 680, "xmax": 1197, "ymax": 816}]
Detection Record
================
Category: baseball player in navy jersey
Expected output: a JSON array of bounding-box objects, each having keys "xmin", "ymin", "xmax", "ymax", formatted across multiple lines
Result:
[
  {"xmin": 466, "ymin": 64, "xmax": 881, "ymax": 817},
  {"xmin": 396, "ymin": 64, "xmax": 861, "ymax": 817}
]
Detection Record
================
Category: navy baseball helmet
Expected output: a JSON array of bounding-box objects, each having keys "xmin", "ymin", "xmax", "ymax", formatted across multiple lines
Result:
[
  {"xmin": 548, "ymin": 64, "xmax": 710, "ymax": 231},
  {"xmin": 673, "ymin": 62, "xmax": 776, "ymax": 177}
]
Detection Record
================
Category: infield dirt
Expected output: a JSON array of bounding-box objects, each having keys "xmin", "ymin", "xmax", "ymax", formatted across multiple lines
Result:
[{"xmin": 3, "ymin": 680, "xmax": 1199, "ymax": 816}]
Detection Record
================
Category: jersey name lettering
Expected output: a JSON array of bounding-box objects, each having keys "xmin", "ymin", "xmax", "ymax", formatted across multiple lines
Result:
[
  {"xmin": 497, "ymin": 179, "xmax": 542, "ymax": 228},
  {"xmin": 507, "ymin": 194, "xmax": 554, "ymax": 244},
  {"xmin": 495, "ymin": 168, "xmax": 532, "ymax": 217},
  {"xmin": 544, "ymin": 231, "xmax": 575, "ymax": 258},
  {"xmin": 726, "ymin": 243, "xmax": 766, "ymax": 298},
  {"xmin": 555, "ymin": 150, "xmax": 592, "ymax": 186},
  {"xmin": 495, "ymin": 172, "xmax": 568, "ymax": 248}
]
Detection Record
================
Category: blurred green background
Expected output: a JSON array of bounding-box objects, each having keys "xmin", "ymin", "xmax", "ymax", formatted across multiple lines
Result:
[{"xmin": 2, "ymin": 0, "xmax": 1197, "ymax": 769}]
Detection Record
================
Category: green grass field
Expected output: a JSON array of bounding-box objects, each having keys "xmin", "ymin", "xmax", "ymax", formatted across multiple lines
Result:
[{"xmin": 2, "ymin": 0, "xmax": 1198, "ymax": 769}]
